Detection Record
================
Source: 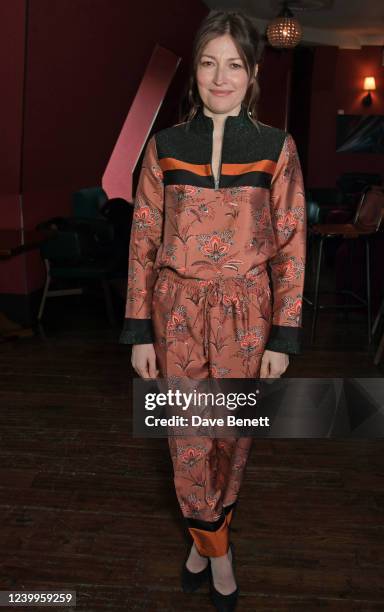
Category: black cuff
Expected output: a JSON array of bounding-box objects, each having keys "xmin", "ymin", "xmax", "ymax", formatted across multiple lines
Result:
[
  {"xmin": 265, "ymin": 325, "xmax": 302, "ymax": 355},
  {"xmin": 119, "ymin": 318, "xmax": 154, "ymax": 345}
]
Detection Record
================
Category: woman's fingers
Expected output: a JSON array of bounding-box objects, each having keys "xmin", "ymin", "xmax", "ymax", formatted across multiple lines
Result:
[
  {"xmin": 260, "ymin": 350, "xmax": 289, "ymax": 378},
  {"xmin": 148, "ymin": 355, "xmax": 159, "ymax": 379},
  {"xmin": 134, "ymin": 357, "xmax": 151, "ymax": 378},
  {"xmin": 131, "ymin": 344, "xmax": 159, "ymax": 379},
  {"xmin": 259, "ymin": 354, "xmax": 270, "ymax": 378}
]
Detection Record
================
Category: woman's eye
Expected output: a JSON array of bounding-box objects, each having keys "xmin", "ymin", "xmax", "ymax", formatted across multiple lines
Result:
[{"xmin": 200, "ymin": 60, "xmax": 243, "ymax": 69}]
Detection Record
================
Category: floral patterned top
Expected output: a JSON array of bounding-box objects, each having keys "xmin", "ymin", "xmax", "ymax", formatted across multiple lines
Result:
[{"xmin": 119, "ymin": 106, "xmax": 306, "ymax": 354}]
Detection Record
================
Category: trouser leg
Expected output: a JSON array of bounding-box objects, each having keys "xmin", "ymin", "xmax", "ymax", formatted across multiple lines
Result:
[
  {"xmin": 152, "ymin": 269, "xmax": 271, "ymax": 557},
  {"xmin": 168, "ymin": 435, "xmax": 233, "ymax": 557}
]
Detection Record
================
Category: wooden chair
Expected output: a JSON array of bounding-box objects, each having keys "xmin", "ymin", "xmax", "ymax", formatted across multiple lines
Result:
[
  {"xmin": 306, "ymin": 186, "xmax": 384, "ymax": 345},
  {"xmin": 37, "ymin": 223, "xmax": 117, "ymax": 326}
]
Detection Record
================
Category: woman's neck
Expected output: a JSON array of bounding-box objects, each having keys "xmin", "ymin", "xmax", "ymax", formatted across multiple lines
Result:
[{"xmin": 202, "ymin": 104, "xmax": 242, "ymax": 133}]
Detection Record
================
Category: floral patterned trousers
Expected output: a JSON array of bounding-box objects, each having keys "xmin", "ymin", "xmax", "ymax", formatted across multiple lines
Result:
[{"xmin": 152, "ymin": 266, "xmax": 272, "ymax": 557}]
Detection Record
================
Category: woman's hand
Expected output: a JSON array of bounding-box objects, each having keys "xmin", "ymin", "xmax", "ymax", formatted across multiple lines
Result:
[
  {"xmin": 131, "ymin": 344, "xmax": 159, "ymax": 379},
  {"xmin": 260, "ymin": 350, "xmax": 289, "ymax": 379}
]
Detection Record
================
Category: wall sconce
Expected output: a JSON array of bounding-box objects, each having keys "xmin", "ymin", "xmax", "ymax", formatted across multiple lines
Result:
[{"xmin": 362, "ymin": 76, "xmax": 376, "ymax": 107}]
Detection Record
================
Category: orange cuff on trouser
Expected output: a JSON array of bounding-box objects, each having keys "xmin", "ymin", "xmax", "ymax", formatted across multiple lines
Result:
[
  {"xmin": 188, "ymin": 504, "xmax": 236, "ymax": 557},
  {"xmin": 225, "ymin": 507, "xmax": 234, "ymax": 525}
]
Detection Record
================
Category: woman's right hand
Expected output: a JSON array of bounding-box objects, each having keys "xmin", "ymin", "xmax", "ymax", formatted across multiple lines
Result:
[{"xmin": 131, "ymin": 344, "xmax": 159, "ymax": 379}]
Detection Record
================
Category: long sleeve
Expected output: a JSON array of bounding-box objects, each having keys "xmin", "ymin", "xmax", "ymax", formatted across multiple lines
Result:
[
  {"xmin": 265, "ymin": 133, "xmax": 307, "ymax": 355},
  {"xmin": 119, "ymin": 135, "xmax": 164, "ymax": 344}
]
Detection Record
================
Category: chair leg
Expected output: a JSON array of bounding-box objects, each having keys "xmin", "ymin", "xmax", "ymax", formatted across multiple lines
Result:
[
  {"xmin": 374, "ymin": 330, "xmax": 384, "ymax": 366},
  {"xmin": 37, "ymin": 260, "xmax": 51, "ymax": 321},
  {"xmin": 101, "ymin": 279, "xmax": 116, "ymax": 327},
  {"xmin": 366, "ymin": 238, "xmax": 372, "ymax": 345},
  {"xmin": 346, "ymin": 238, "xmax": 354, "ymax": 315},
  {"xmin": 372, "ymin": 296, "xmax": 384, "ymax": 336},
  {"xmin": 311, "ymin": 236, "xmax": 324, "ymax": 344}
]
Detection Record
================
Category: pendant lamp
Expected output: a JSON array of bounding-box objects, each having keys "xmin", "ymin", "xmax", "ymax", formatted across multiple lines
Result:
[{"xmin": 267, "ymin": 1, "xmax": 303, "ymax": 49}]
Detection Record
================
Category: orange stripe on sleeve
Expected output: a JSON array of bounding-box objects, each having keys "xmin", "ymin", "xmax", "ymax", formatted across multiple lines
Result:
[
  {"xmin": 221, "ymin": 160, "xmax": 276, "ymax": 175},
  {"xmin": 158, "ymin": 158, "xmax": 277, "ymax": 178},
  {"xmin": 158, "ymin": 158, "xmax": 212, "ymax": 176}
]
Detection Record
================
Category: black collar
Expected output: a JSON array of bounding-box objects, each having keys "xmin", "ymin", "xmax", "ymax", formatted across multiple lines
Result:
[{"xmin": 190, "ymin": 105, "xmax": 256, "ymax": 139}]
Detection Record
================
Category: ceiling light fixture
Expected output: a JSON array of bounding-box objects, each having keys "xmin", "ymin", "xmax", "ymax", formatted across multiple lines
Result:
[{"xmin": 266, "ymin": 1, "xmax": 303, "ymax": 49}]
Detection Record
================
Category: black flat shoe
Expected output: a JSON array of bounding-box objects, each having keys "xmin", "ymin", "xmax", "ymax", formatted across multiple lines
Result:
[
  {"xmin": 181, "ymin": 553, "xmax": 210, "ymax": 593},
  {"xmin": 208, "ymin": 544, "xmax": 239, "ymax": 611},
  {"xmin": 209, "ymin": 584, "xmax": 239, "ymax": 612}
]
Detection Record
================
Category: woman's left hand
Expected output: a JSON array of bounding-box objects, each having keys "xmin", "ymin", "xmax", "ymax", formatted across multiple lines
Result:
[{"xmin": 260, "ymin": 350, "xmax": 289, "ymax": 378}]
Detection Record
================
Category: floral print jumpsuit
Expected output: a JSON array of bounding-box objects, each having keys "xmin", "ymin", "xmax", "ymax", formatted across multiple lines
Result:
[{"xmin": 119, "ymin": 105, "xmax": 306, "ymax": 557}]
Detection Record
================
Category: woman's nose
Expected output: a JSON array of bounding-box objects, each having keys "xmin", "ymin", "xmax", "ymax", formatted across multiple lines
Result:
[{"xmin": 213, "ymin": 66, "xmax": 226, "ymax": 84}]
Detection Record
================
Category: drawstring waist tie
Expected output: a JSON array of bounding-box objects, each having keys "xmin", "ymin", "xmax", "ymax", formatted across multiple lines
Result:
[{"xmin": 155, "ymin": 267, "xmax": 270, "ymax": 358}]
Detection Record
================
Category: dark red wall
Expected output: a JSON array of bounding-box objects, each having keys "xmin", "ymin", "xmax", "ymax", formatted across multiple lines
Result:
[
  {"xmin": 0, "ymin": 1, "xmax": 26, "ymax": 295},
  {"xmin": 307, "ymin": 45, "xmax": 384, "ymax": 188},
  {"xmin": 1, "ymin": 2, "xmax": 383, "ymax": 302},
  {"xmin": 258, "ymin": 46, "xmax": 293, "ymax": 130},
  {"xmin": 0, "ymin": 0, "xmax": 25, "ymax": 207},
  {"xmin": 0, "ymin": 0, "xmax": 208, "ymax": 296}
]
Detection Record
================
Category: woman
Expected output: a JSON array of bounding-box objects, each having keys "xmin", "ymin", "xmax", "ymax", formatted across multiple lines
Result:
[{"xmin": 120, "ymin": 9, "xmax": 306, "ymax": 611}]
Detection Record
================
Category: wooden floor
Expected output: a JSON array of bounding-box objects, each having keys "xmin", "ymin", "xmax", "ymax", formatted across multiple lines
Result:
[{"xmin": 1, "ymin": 292, "xmax": 384, "ymax": 611}]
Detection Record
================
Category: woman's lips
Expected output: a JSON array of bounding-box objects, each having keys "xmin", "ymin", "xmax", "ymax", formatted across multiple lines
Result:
[{"xmin": 210, "ymin": 90, "xmax": 233, "ymax": 96}]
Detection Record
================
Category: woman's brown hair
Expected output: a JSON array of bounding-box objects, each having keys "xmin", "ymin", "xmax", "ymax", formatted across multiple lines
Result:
[{"xmin": 180, "ymin": 10, "xmax": 264, "ymax": 127}]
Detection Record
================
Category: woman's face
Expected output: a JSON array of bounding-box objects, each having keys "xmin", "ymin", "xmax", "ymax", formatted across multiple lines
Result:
[{"xmin": 196, "ymin": 33, "xmax": 253, "ymax": 116}]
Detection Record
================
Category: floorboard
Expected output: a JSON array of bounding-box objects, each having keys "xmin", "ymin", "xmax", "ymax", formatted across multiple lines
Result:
[{"xmin": 0, "ymin": 294, "xmax": 383, "ymax": 610}]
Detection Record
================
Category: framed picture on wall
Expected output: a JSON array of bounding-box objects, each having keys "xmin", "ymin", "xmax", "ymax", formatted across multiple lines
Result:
[{"xmin": 336, "ymin": 115, "xmax": 384, "ymax": 153}]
